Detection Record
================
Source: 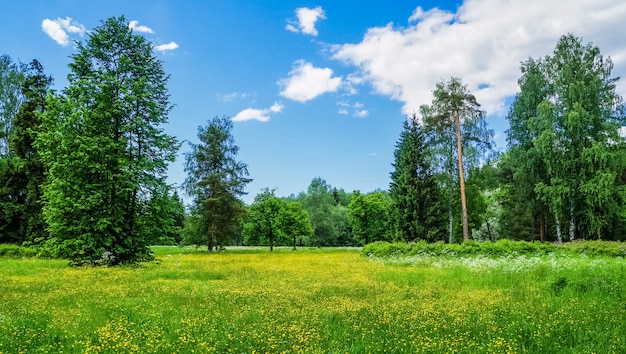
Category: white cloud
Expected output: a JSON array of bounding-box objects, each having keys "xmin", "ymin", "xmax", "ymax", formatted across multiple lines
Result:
[
  {"xmin": 129, "ymin": 20, "xmax": 155, "ymax": 34},
  {"xmin": 154, "ymin": 41, "xmax": 179, "ymax": 52},
  {"xmin": 218, "ymin": 92, "xmax": 254, "ymax": 102},
  {"xmin": 354, "ymin": 109, "xmax": 369, "ymax": 118},
  {"xmin": 338, "ymin": 108, "xmax": 349, "ymax": 115},
  {"xmin": 41, "ymin": 17, "xmax": 85, "ymax": 46},
  {"xmin": 279, "ymin": 60, "xmax": 342, "ymax": 102},
  {"xmin": 286, "ymin": 6, "xmax": 326, "ymax": 36},
  {"xmin": 233, "ymin": 102, "xmax": 284, "ymax": 122},
  {"xmin": 332, "ymin": 1, "xmax": 626, "ymax": 116}
]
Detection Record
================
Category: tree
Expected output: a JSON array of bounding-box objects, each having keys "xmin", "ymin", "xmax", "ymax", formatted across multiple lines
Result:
[
  {"xmin": 0, "ymin": 54, "xmax": 26, "ymax": 156},
  {"xmin": 184, "ymin": 116, "xmax": 251, "ymax": 251},
  {"xmin": 389, "ymin": 117, "xmax": 447, "ymax": 242},
  {"xmin": 301, "ymin": 177, "xmax": 337, "ymax": 246},
  {"xmin": 529, "ymin": 34, "xmax": 626, "ymax": 241},
  {"xmin": 421, "ymin": 78, "xmax": 492, "ymax": 241},
  {"xmin": 36, "ymin": 17, "xmax": 178, "ymax": 264},
  {"xmin": 348, "ymin": 191, "xmax": 391, "ymax": 245},
  {"xmin": 244, "ymin": 189, "xmax": 283, "ymax": 251},
  {"xmin": 1, "ymin": 60, "xmax": 53, "ymax": 244},
  {"xmin": 501, "ymin": 57, "xmax": 552, "ymax": 241},
  {"xmin": 281, "ymin": 200, "xmax": 313, "ymax": 249}
]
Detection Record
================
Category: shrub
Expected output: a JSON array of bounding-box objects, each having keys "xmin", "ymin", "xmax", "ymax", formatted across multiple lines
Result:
[{"xmin": 0, "ymin": 244, "xmax": 37, "ymax": 258}]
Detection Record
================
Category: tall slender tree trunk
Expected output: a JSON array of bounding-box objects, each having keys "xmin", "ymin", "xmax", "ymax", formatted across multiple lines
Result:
[
  {"xmin": 539, "ymin": 215, "xmax": 546, "ymax": 242},
  {"xmin": 555, "ymin": 214, "xmax": 562, "ymax": 243},
  {"xmin": 569, "ymin": 199, "xmax": 575, "ymax": 241},
  {"xmin": 448, "ymin": 204, "xmax": 453, "ymax": 244},
  {"xmin": 455, "ymin": 111, "xmax": 469, "ymax": 241}
]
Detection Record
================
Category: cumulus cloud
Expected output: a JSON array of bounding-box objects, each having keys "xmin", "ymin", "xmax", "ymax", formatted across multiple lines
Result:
[
  {"xmin": 279, "ymin": 60, "xmax": 342, "ymax": 102},
  {"xmin": 233, "ymin": 102, "xmax": 284, "ymax": 122},
  {"xmin": 286, "ymin": 6, "xmax": 326, "ymax": 36},
  {"xmin": 332, "ymin": 0, "xmax": 626, "ymax": 116},
  {"xmin": 129, "ymin": 20, "xmax": 155, "ymax": 34},
  {"xmin": 154, "ymin": 41, "xmax": 179, "ymax": 52},
  {"xmin": 41, "ymin": 17, "xmax": 86, "ymax": 46}
]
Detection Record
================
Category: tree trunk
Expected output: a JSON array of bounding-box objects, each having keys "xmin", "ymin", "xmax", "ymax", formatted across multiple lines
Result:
[
  {"xmin": 448, "ymin": 204, "xmax": 453, "ymax": 244},
  {"xmin": 455, "ymin": 111, "xmax": 469, "ymax": 241},
  {"xmin": 555, "ymin": 214, "xmax": 562, "ymax": 243},
  {"xmin": 539, "ymin": 215, "xmax": 546, "ymax": 242}
]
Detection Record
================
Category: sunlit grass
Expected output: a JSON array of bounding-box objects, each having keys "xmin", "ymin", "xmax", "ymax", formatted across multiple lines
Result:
[{"xmin": 1, "ymin": 247, "xmax": 625, "ymax": 353}]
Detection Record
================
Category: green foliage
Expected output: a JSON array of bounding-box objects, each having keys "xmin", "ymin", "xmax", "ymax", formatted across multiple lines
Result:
[
  {"xmin": 348, "ymin": 191, "xmax": 391, "ymax": 245},
  {"xmin": 36, "ymin": 17, "xmax": 178, "ymax": 265},
  {"xmin": 362, "ymin": 239, "xmax": 626, "ymax": 258},
  {"xmin": 505, "ymin": 34, "xmax": 626, "ymax": 241},
  {"xmin": 0, "ymin": 60, "xmax": 52, "ymax": 245},
  {"xmin": 0, "ymin": 54, "xmax": 26, "ymax": 156},
  {"xmin": 243, "ymin": 189, "xmax": 313, "ymax": 250},
  {"xmin": 389, "ymin": 117, "xmax": 447, "ymax": 242},
  {"xmin": 301, "ymin": 177, "xmax": 339, "ymax": 246},
  {"xmin": 184, "ymin": 116, "xmax": 251, "ymax": 251},
  {"xmin": 0, "ymin": 244, "xmax": 37, "ymax": 257}
]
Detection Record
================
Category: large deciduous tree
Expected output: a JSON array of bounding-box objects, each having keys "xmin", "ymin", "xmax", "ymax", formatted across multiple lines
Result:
[
  {"xmin": 184, "ymin": 116, "xmax": 251, "ymax": 251},
  {"xmin": 421, "ymin": 78, "xmax": 492, "ymax": 241},
  {"xmin": 523, "ymin": 34, "xmax": 626, "ymax": 241},
  {"xmin": 37, "ymin": 17, "xmax": 178, "ymax": 264},
  {"xmin": 389, "ymin": 116, "xmax": 446, "ymax": 242}
]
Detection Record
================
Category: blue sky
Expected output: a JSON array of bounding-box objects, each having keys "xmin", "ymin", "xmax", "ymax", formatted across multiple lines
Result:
[{"xmin": 2, "ymin": 1, "xmax": 626, "ymax": 204}]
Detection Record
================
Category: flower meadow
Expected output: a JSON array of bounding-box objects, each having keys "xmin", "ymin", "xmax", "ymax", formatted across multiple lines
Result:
[{"xmin": 1, "ymin": 247, "xmax": 625, "ymax": 353}]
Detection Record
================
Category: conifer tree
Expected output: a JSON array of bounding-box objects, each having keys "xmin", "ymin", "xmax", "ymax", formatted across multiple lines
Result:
[
  {"xmin": 389, "ymin": 116, "xmax": 446, "ymax": 242},
  {"xmin": 184, "ymin": 116, "xmax": 251, "ymax": 251}
]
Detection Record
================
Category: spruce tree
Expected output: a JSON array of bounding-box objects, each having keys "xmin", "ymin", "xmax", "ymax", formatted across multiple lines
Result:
[
  {"xmin": 389, "ymin": 116, "xmax": 446, "ymax": 242},
  {"xmin": 6, "ymin": 60, "xmax": 52, "ymax": 244}
]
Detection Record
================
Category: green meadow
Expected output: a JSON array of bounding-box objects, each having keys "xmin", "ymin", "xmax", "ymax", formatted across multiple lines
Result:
[{"xmin": 1, "ymin": 247, "xmax": 625, "ymax": 353}]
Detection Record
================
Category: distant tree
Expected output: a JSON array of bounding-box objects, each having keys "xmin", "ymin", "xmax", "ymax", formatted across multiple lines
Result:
[
  {"xmin": 421, "ymin": 78, "xmax": 493, "ymax": 241},
  {"xmin": 389, "ymin": 117, "xmax": 447, "ymax": 242},
  {"xmin": 36, "ymin": 17, "xmax": 178, "ymax": 264},
  {"xmin": 331, "ymin": 204, "xmax": 355, "ymax": 246},
  {"xmin": 280, "ymin": 200, "xmax": 313, "ymax": 249},
  {"xmin": 348, "ymin": 191, "xmax": 391, "ymax": 245},
  {"xmin": 0, "ymin": 54, "xmax": 26, "ymax": 156},
  {"xmin": 244, "ymin": 189, "xmax": 313, "ymax": 250},
  {"xmin": 301, "ymin": 177, "xmax": 337, "ymax": 246},
  {"xmin": 244, "ymin": 189, "xmax": 283, "ymax": 251},
  {"xmin": 184, "ymin": 116, "xmax": 251, "ymax": 251}
]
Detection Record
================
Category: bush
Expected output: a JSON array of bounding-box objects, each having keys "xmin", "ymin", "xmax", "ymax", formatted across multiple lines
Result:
[
  {"xmin": 361, "ymin": 239, "xmax": 626, "ymax": 258},
  {"xmin": 0, "ymin": 244, "xmax": 37, "ymax": 258}
]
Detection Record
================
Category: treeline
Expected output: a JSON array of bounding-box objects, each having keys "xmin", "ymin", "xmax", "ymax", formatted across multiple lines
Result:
[
  {"xmin": 202, "ymin": 33, "xmax": 626, "ymax": 249},
  {"xmin": 1, "ymin": 16, "xmax": 625, "ymax": 264}
]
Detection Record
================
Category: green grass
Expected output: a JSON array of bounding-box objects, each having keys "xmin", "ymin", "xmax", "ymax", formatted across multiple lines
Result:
[{"xmin": 1, "ymin": 246, "xmax": 625, "ymax": 353}]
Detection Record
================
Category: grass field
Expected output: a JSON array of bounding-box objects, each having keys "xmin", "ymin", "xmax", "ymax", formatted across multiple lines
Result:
[{"xmin": 1, "ymin": 246, "xmax": 625, "ymax": 353}]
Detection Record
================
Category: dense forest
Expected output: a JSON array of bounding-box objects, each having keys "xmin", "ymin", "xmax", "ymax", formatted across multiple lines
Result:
[{"xmin": 1, "ymin": 17, "xmax": 625, "ymax": 264}]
